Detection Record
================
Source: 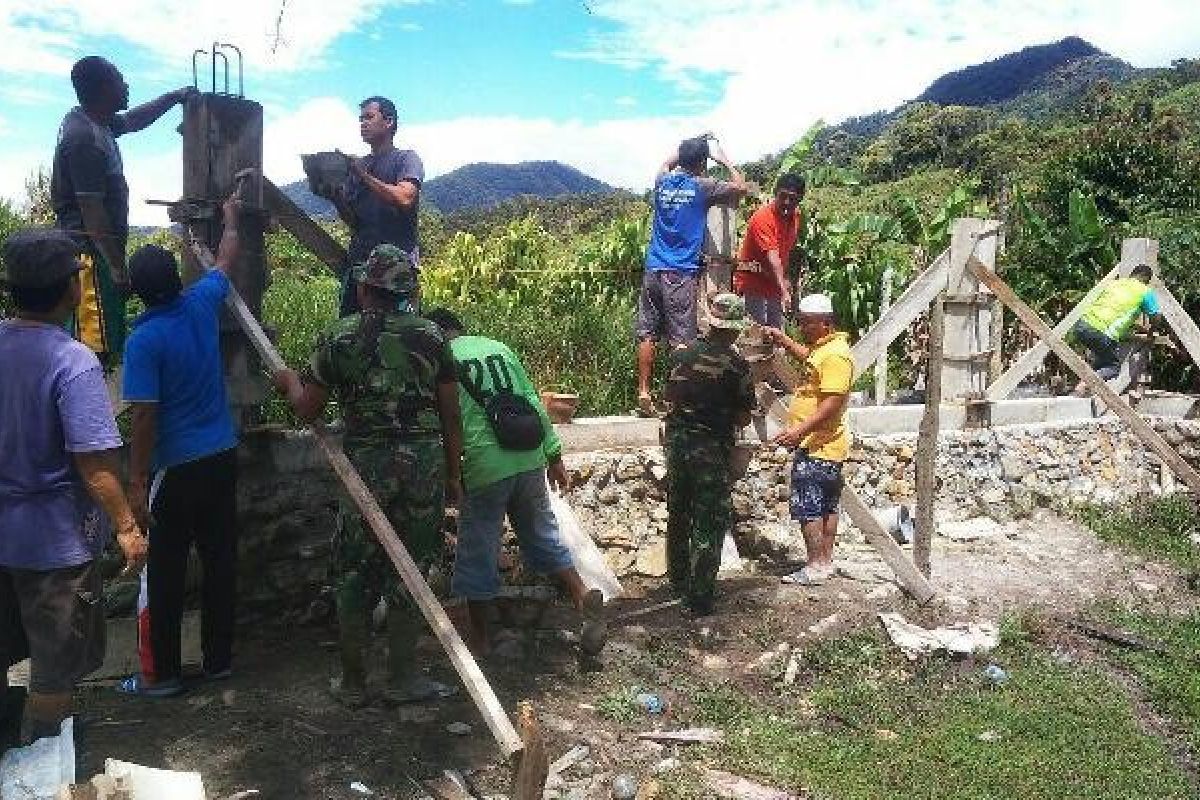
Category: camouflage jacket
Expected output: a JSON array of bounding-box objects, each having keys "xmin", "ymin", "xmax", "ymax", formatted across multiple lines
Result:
[
  {"xmin": 305, "ymin": 309, "xmax": 455, "ymax": 443},
  {"xmin": 663, "ymin": 335, "xmax": 754, "ymax": 439}
]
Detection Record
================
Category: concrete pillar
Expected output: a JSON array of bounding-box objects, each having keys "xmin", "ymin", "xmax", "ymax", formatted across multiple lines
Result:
[
  {"xmin": 699, "ymin": 205, "xmax": 737, "ymax": 334},
  {"xmin": 179, "ymin": 93, "xmax": 268, "ymax": 426},
  {"xmin": 941, "ymin": 217, "xmax": 1000, "ymax": 400}
]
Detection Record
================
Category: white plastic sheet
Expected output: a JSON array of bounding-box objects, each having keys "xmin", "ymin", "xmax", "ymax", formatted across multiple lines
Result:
[
  {"xmin": 878, "ymin": 612, "xmax": 1000, "ymax": 660},
  {"xmin": 548, "ymin": 485, "xmax": 623, "ymax": 601},
  {"xmin": 0, "ymin": 717, "xmax": 74, "ymax": 800}
]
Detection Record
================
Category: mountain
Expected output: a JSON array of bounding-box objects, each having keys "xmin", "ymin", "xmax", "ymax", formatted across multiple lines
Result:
[
  {"xmin": 916, "ymin": 36, "xmax": 1122, "ymax": 107},
  {"xmin": 422, "ymin": 160, "xmax": 612, "ymax": 213},
  {"xmin": 279, "ymin": 159, "xmax": 613, "ymax": 218}
]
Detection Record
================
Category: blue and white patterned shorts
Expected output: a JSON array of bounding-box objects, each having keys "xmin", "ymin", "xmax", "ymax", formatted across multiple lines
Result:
[{"xmin": 789, "ymin": 452, "xmax": 844, "ymax": 522}]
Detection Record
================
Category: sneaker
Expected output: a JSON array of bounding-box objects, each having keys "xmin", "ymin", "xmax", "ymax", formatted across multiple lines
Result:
[{"xmin": 781, "ymin": 565, "xmax": 834, "ymax": 586}]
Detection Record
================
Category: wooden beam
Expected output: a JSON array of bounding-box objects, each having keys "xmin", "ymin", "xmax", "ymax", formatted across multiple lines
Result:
[
  {"xmin": 986, "ymin": 238, "xmax": 1158, "ymax": 400},
  {"xmin": 968, "ymin": 256, "xmax": 1200, "ymax": 498},
  {"xmin": 261, "ymin": 177, "xmax": 349, "ymax": 277},
  {"xmin": 1151, "ymin": 282, "xmax": 1200, "ymax": 371},
  {"xmin": 874, "ymin": 266, "xmax": 893, "ymax": 405},
  {"xmin": 914, "ymin": 293, "xmax": 943, "ymax": 578},
  {"xmin": 851, "ymin": 249, "xmax": 950, "ymax": 380},
  {"xmin": 839, "ymin": 487, "xmax": 937, "ymax": 604},
  {"xmin": 191, "ymin": 242, "xmax": 525, "ymax": 759}
]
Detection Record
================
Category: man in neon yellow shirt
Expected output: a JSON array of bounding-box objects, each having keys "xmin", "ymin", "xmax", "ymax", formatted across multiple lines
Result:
[
  {"xmin": 764, "ymin": 293, "xmax": 854, "ymax": 586},
  {"xmin": 1071, "ymin": 264, "xmax": 1161, "ymax": 389},
  {"xmin": 422, "ymin": 309, "xmax": 604, "ymax": 662}
]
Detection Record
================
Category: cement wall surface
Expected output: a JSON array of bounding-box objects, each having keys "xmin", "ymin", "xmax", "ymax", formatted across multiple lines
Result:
[{"xmin": 224, "ymin": 415, "xmax": 1200, "ymax": 607}]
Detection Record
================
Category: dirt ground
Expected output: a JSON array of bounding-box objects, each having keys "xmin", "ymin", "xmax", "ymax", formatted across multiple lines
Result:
[{"xmin": 29, "ymin": 509, "xmax": 1200, "ymax": 798}]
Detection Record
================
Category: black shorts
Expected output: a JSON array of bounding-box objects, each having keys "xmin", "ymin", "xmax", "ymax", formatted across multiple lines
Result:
[
  {"xmin": 1071, "ymin": 320, "xmax": 1121, "ymax": 371},
  {"xmin": 0, "ymin": 561, "xmax": 105, "ymax": 693},
  {"xmin": 635, "ymin": 269, "xmax": 699, "ymax": 346}
]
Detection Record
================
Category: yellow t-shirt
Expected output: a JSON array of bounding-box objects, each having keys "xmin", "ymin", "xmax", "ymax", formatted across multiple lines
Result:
[{"xmin": 787, "ymin": 331, "xmax": 854, "ymax": 462}]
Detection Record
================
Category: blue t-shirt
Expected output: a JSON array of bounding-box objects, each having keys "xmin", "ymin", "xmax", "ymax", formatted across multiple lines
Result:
[
  {"xmin": 0, "ymin": 321, "xmax": 123, "ymax": 569},
  {"xmin": 122, "ymin": 270, "xmax": 238, "ymax": 470},
  {"xmin": 645, "ymin": 172, "xmax": 739, "ymax": 272}
]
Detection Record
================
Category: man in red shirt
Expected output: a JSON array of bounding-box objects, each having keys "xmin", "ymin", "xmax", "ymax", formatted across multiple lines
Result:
[{"xmin": 734, "ymin": 173, "xmax": 805, "ymax": 326}]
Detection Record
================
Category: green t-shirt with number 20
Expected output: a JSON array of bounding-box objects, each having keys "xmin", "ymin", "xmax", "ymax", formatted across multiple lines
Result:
[{"xmin": 448, "ymin": 334, "xmax": 563, "ymax": 492}]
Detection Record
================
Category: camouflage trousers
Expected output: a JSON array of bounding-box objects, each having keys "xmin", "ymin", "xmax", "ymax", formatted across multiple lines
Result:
[
  {"xmin": 333, "ymin": 438, "xmax": 446, "ymax": 633},
  {"xmin": 664, "ymin": 425, "xmax": 733, "ymax": 610}
]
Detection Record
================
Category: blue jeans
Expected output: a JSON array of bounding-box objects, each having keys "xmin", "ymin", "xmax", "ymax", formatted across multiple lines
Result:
[
  {"xmin": 452, "ymin": 468, "xmax": 574, "ymax": 601},
  {"xmin": 743, "ymin": 294, "xmax": 784, "ymax": 328}
]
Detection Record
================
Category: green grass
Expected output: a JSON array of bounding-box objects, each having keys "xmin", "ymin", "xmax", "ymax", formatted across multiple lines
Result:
[
  {"xmin": 1075, "ymin": 494, "xmax": 1200, "ymax": 573},
  {"xmin": 661, "ymin": 629, "xmax": 1194, "ymax": 800},
  {"xmin": 1101, "ymin": 607, "xmax": 1200, "ymax": 754}
]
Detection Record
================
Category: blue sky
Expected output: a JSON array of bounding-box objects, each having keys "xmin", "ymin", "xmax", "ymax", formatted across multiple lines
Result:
[{"xmin": 2, "ymin": 0, "xmax": 1198, "ymax": 225}]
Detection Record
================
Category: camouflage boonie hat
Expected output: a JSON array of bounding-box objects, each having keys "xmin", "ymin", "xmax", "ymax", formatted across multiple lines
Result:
[
  {"xmin": 353, "ymin": 244, "xmax": 417, "ymax": 294},
  {"xmin": 708, "ymin": 292, "xmax": 748, "ymax": 330}
]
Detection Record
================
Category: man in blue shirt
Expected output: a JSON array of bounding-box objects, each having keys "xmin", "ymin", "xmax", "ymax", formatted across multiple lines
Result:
[
  {"xmin": 117, "ymin": 196, "xmax": 241, "ymax": 697},
  {"xmin": 636, "ymin": 135, "xmax": 752, "ymax": 415}
]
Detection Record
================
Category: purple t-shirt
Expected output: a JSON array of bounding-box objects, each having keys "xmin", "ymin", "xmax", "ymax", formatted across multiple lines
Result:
[{"xmin": 0, "ymin": 320, "xmax": 123, "ymax": 569}]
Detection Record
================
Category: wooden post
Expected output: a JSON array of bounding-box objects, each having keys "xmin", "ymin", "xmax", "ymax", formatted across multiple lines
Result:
[
  {"xmin": 942, "ymin": 218, "xmax": 999, "ymax": 399},
  {"xmin": 191, "ymin": 243, "xmax": 527, "ymax": 760},
  {"xmin": 913, "ymin": 294, "xmax": 943, "ymax": 578},
  {"xmin": 986, "ymin": 238, "xmax": 1158, "ymax": 400},
  {"xmin": 1151, "ymin": 282, "xmax": 1200, "ymax": 371},
  {"xmin": 874, "ymin": 266, "xmax": 893, "ymax": 405},
  {"xmin": 969, "ymin": 256, "xmax": 1200, "ymax": 498}
]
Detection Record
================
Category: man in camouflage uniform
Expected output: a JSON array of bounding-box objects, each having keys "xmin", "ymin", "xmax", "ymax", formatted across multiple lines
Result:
[
  {"xmin": 663, "ymin": 293, "xmax": 754, "ymax": 615},
  {"xmin": 274, "ymin": 244, "xmax": 464, "ymax": 704}
]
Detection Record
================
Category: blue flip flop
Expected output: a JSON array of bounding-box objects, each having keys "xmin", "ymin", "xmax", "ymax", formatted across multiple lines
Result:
[{"xmin": 116, "ymin": 674, "xmax": 185, "ymax": 698}]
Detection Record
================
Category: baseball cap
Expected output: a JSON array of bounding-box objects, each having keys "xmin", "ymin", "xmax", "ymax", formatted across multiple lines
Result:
[
  {"xmin": 1, "ymin": 229, "xmax": 81, "ymax": 289},
  {"xmin": 353, "ymin": 244, "xmax": 417, "ymax": 294},
  {"xmin": 709, "ymin": 292, "xmax": 748, "ymax": 330},
  {"xmin": 797, "ymin": 293, "xmax": 834, "ymax": 315}
]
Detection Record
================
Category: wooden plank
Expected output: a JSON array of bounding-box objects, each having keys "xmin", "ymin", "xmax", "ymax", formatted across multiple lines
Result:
[
  {"xmin": 191, "ymin": 243, "xmax": 525, "ymax": 759},
  {"xmin": 1152, "ymin": 282, "xmax": 1200, "ymax": 370},
  {"xmin": 914, "ymin": 293, "xmax": 943, "ymax": 578},
  {"xmin": 839, "ymin": 487, "xmax": 937, "ymax": 604},
  {"xmin": 969, "ymin": 256, "xmax": 1200, "ymax": 498},
  {"xmin": 986, "ymin": 238, "xmax": 1158, "ymax": 400},
  {"xmin": 851, "ymin": 250, "xmax": 949, "ymax": 380},
  {"xmin": 261, "ymin": 177, "xmax": 349, "ymax": 277}
]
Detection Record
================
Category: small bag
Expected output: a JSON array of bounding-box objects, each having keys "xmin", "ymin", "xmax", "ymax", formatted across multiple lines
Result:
[{"xmin": 461, "ymin": 376, "xmax": 544, "ymax": 451}]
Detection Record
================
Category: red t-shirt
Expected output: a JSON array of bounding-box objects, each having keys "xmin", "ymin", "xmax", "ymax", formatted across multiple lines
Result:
[{"xmin": 733, "ymin": 201, "xmax": 801, "ymax": 298}]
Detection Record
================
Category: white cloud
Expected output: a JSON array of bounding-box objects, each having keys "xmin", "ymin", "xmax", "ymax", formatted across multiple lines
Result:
[
  {"xmin": 614, "ymin": 95, "xmax": 636, "ymax": 107},
  {"xmin": 0, "ymin": 0, "xmax": 416, "ymax": 77},
  {"xmin": 568, "ymin": 0, "xmax": 1200, "ymax": 167}
]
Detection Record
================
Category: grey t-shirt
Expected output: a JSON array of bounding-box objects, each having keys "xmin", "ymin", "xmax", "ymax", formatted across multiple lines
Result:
[
  {"xmin": 0, "ymin": 321, "xmax": 122, "ymax": 569},
  {"xmin": 50, "ymin": 107, "xmax": 130, "ymax": 255},
  {"xmin": 345, "ymin": 146, "xmax": 424, "ymax": 266}
]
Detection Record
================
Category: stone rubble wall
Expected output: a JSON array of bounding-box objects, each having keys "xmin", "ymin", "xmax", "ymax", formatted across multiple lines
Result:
[{"xmin": 233, "ymin": 419, "xmax": 1200, "ymax": 606}]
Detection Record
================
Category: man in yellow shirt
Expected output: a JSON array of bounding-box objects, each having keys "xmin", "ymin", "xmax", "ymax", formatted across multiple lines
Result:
[{"xmin": 764, "ymin": 293, "xmax": 854, "ymax": 585}]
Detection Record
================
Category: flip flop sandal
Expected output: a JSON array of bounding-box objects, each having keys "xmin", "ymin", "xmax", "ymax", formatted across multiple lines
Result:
[
  {"xmin": 636, "ymin": 394, "xmax": 658, "ymax": 418},
  {"xmin": 116, "ymin": 674, "xmax": 185, "ymax": 698}
]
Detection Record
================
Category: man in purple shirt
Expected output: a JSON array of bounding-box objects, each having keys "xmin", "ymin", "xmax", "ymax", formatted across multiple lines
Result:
[{"xmin": 0, "ymin": 229, "xmax": 146, "ymax": 745}]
